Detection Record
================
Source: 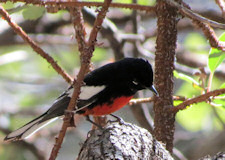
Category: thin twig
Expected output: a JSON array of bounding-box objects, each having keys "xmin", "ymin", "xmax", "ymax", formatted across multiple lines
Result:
[
  {"xmin": 48, "ymin": 0, "xmax": 112, "ymax": 159},
  {"xmin": 0, "ymin": 1, "xmax": 155, "ymax": 12},
  {"xmin": 207, "ymin": 72, "xmax": 214, "ymax": 92},
  {"xmin": 129, "ymin": 97, "xmax": 154, "ymax": 105},
  {"xmin": 0, "ymin": 5, "xmax": 73, "ymax": 84},
  {"xmin": 129, "ymin": 96, "xmax": 186, "ymax": 105},
  {"xmin": 171, "ymin": 88, "xmax": 225, "ymax": 113},
  {"xmin": 192, "ymin": 20, "xmax": 225, "ymax": 51},
  {"xmin": 215, "ymin": 0, "xmax": 225, "ymax": 19},
  {"xmin": 166, "ymin": 0, "xmax": 225, "ymax": 51},
  {"xmin": 49, "ymin": 5, "xmax": 88, "ymax": 160},
  {"xmin": 164, "ymin": 0, "xmax": 225, "ymax": 29}
]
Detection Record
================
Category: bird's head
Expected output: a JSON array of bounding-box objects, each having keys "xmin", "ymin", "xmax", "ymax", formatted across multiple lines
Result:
[{"xmin": 120, "ymin": 58, "xmax": 158, "ymax": 95}]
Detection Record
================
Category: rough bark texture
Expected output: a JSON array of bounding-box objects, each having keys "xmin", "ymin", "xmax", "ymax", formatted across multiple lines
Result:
[
  {"xmin": 199, "ymin": 152, "xmax": 225, "ymax": 160},
  {"xmin": 153, "ymin": 0, "xmax": 179, "ymax": 153},
  {"xmin": 77, "ymin": 121, "xmax": 174, "ymax": 160}
]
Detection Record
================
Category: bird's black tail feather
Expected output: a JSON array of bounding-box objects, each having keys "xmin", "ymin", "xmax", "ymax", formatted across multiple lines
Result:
[{"xmin": 4, "ymin": 112, "xmax": 58, "ymax": 142}]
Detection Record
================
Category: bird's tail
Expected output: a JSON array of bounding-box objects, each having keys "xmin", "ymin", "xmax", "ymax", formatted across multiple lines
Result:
[{"xmin": 4, "ymin": 112, "xmax": 58, "ymax": 142}]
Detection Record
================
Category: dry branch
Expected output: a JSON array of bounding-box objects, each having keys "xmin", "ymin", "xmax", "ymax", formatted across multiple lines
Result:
[
  {"xmin": 164, "ymin": 0, "xmax": 225, "ymax": 50},
  {"xmin": 129, "ymin": 96, "xmax": 186, "ymax": 105},
  {"xmin": 215, "ymin": 0, "xmax": 225, "ymax": 18},
  {"xmin": 48, "ymin": 0, "xmax": 112, "ymax": 159},
  {"xmin": 171, "ymin": 88, "xmax": 225, "ymax": 113},
  {"xmin": 193, "ymin": 19, "xmax": 225, "ymax": 51},
  {"xmin": 164, "ymin": 0, "xmax": 225, "ymax": 29},
  {"xmin": 0, "ymin": 1, "xmax": 155, "ymax": 12},
  {"xmin": 0, "ymin": 5, "xmax": 73, "ymax": 84}
]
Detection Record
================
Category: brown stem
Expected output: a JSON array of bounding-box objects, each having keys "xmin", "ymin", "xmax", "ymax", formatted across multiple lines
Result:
[
  {"xmin": 193, "ymin": 20, "xmax": 225, "ymax": 51},
  {"xmin": 129, "ymin": 96, "xmax": 186, "ymax": 105},
  {"xmin": 215, "ymin": 0, "xmax": 225, "ymax": 19},
  {"xmin": 164, "ymin": 0, "xmax": 225, "ymax": 51},
  {"xmin": 164, "ymin": 0, "xmax": 225, "ymax": 29},
  {"xmin": 48, "ymin": 1, "xmax": 112, "ymax": 159},
  {"xmin": 171, "ymin": 88, "xmax": 225, "ymax": 112},
  {"xmin": 153, "ymin": 0, "xmax": 178, "ymax": 153},
  {"xmin": 0, "ymin": 1, "xmax": 155, "ymax": 12},
  {"xmin": 0, "ymin": 5, "xmax": 73, "ymax": 84}
]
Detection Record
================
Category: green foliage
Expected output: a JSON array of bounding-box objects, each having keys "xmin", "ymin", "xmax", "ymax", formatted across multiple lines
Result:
[
  {"xmin": 175, "ymin": 82, "xmax": 207, "ymax": 131},
  {"xmin": 208, "ymin": 32, "xmax": 225, "ymax": 73},
  {"xmin": 22, "ymin": 5, "xmax": 45, "ymax": 20},
  {"xmin": 1, "ymin": 145, "xmax": 37, "ymax": 160},
  {"xmin": 1, "ymin": 1, "xmax": 14, "ymax": 10},
  {"xmin": 173, "ymin": 70, "xmax": 201, "ymax": 90},
  {"xmin": 175, "ymin": 82, "xmax": 225, "ymax": 131},
  {"xmin": 177, "ymin": 103, "xmax": 213, "ymax": 131},
  {"xmin": 173, "ymin": 100, "xmax": 183, "ymax": 106},
  {"xmin": 175, "ymin": 32, "xmax": 225, "ymax": 131},
  {"xmin": 19, "ymin": 94, "xmax": 43, "ymax": 109},
  {"xmin": 138, "ymin": 0, "xmax": 156, "ymax": 5},
  {"xmin": 92, "ymin": 47, "xmax": 108, "ymax": 62},
  {"xmin": 184, "ymin": 32, "xmax": 208, "ymax": 54}
]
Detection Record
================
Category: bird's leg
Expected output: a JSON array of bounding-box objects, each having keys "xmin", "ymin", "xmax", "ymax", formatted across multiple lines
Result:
[
  {"xmin": 108, "ymin": 114, "xmax": 124, "ymax": 125},
  {"xmin": 86, "ymin": 115, "xmax": 103, "ymax": 129}
]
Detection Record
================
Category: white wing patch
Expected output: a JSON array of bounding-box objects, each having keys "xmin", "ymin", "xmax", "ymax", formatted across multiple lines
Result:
[{"xmin": 68, "ymin": 85, "xmax": 105, "ymax": 100}]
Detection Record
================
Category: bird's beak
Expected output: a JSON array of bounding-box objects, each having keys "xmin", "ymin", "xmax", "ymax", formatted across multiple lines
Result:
[{"xmin": 148, "ymin": 85, "xmax": 158, "ymax": 96}]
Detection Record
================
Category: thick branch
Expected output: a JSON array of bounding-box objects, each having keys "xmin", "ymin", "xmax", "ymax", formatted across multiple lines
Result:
[
  {"xmin": 171, "ymin": 88, "xmax": 225, "ymax": 113},
  {"xmin": 153, "ymin": 0, "xmax": 178, "ymax": 153},
  {"xmin": 0, "ymin": 5, "xmax": 73, "ymax": 84},
  {"xmin": 77, "ymin": 121, "xmax": 174, "ymax": 160}
]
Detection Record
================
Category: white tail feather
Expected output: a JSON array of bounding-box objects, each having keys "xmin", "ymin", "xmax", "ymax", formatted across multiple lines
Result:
[
  {"xmin": 22, "ymin": 117, "xmax": 58, "ymax": 139},
  {"xmin": 4, "ymin": 117, "xmax": 58, "ymax": 141}
]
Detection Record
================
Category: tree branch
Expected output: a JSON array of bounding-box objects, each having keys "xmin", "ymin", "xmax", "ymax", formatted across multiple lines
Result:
[
  {"xmin": 153, "ymin": 0, "xmax": 178, "ymax": 153},
  {"xmin": 77, "ymin": 121, "xmax": 174, "ymax": 160},
  {"xmin": 163, "ymin": 0, "xmax": 225, "ymax": 51},
  {"xmin": 192, "ymin": 20, "xmax": 225, "ymax": 51},
  {"xmin": 0, "ymin": 1, "xmax": 155, "ymax": 12},
  {"xmin": 0, "ymin": 5, "xmax": 73, "ymax": 84},
  {"xmin": 164, "ymin": 0, "xmax": 225, "ymax": 29},
  {"xmin": 129, "ymin": 96, "xmax": 186, "ymax": 105},
  {"xmin": 171, "ymin": 88, "xmax": 225, "ymax": 113},
  {"xmin": 48, "ymin": 0, "xmax": 112, "ymax": 159},
  {"xmin": 163, "ymin": 0, "xmax": 225, "ymax": 50},
  {"xmin": 215, "ymin": 0, "xmax": 225, "ymax": 19}
]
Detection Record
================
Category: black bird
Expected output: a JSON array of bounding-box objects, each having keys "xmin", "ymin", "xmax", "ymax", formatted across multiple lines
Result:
[{"xmin": 4, "ymin": 58, "xmax": 158, "ymax": 142}]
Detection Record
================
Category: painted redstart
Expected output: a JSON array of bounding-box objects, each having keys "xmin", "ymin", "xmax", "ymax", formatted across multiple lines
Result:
[{"xmin": 4, "ymin": 58, "xmax": 158, "ymax": 142}]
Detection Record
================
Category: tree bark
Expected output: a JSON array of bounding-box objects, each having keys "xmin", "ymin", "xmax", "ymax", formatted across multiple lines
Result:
[
  {"xmin": 77, "ymin": 121, "xmax": 174, "ymax": 160},
  {"xmin": 153, "ymin": 0, "xmax": 179, "ymax": 153}
]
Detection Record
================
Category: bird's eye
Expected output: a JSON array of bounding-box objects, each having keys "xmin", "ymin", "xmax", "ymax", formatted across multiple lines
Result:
[{"xmin": 132, "ymin": 80, "xmax": 138, "ymax": 85}]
